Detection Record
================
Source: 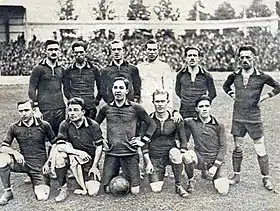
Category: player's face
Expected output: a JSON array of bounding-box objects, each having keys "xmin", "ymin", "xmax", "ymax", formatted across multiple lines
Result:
[
  {"xmin": 112, "ymin": 80, "xmax": 128, "ymax": 101},
  {"xmin": 111, "ymin": 42, "xmax": 124, "ymax": 61},
  {"xmin": 153, "ymin": 93, "xmax": 169, "ymax": 113},
  {"xmin": 186, "ymin": 49, "xmax": 199, "ymax": 67},
  {"xmin": 239, "ymin": 50, "xmax": 255, "ymax": 70},
  {"xmin": 68, "ymin": 104, "xmax": 85, "ymax": 122},
  {"xmin": 195, "ymin": 100, "xmax": 211, "ymax": 119},
  {"xmin": 146, "ymin": 43, "xmax": 159, "ymax": 61},
  {"xmin": 46, "ymin": 43, "xmax": 60, "ymax": 61},
  {"xmin": 73, "ymin": 46, "xmax": 86, "ymax": 63},
  {"xmin": 18, "ymin": 102, "xmax": 34, "ymax": 122}
]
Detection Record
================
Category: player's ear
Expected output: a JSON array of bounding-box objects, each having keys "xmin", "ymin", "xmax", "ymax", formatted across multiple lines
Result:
[{"xmin": 195, "ymin": 106, "xmax": 199, "ymax": 112}]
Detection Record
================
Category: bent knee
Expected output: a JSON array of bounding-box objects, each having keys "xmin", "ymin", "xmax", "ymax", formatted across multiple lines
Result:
[
  {"xmin": 34, "ymin": 185, "xmax": 50, "ymax": 201},
  {"xmin": 0, "ymin": 153, "xmax": 12, "ymax": 167},
  {"xmin": 182, "ymin": 150, "xmax": 197, "ymax": 164},
  {"xmin": 150, "ymin": 181, "xmax": 163, "ymax": 192},
  {"xmin": 55, "ymin": 152, "xmax": 68, "ymax": 168},
  {"xmin": 86, "ymin": 180, "xmax": 100, "ymax": 196},
  {"xmin": 169, "ymin": 148, "xmax": 182, "ymax": 164},
  {"xmin": 131, "ymin": 186, "xmax": 140, "ymax": 195}
]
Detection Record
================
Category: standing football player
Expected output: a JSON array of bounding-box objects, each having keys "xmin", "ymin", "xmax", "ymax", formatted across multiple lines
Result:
[
  {"xmin": 223, "ymin": 45, "xmax": 280, "ymax": 191},
  {"xmin": 0, "ymin": 100, "xmax": 55, "ymax": 205},
  {"xmin": 137, "ymin": 39, "xmax": 178, "ymax": 114},
  {"xmin": 100, "ymin": 40, "xmax": 141, "ymax": 103},
  {"xmin": 95, "ymin": 77, "xmax": 156, "ymax": 195},
  {"xmin": 175, "ymin": 46, "xmax": 216, "ymax": 140},
  {"xmin": 64, "ymin": 41, "xmax": 102, "ymax": 119},
  {"xmin": 45, "ymin": 97, "xmax": 104, "ymax": 202},
  {"xmin": 183, "ymin": 95, "xmax": 229, "ymax": 195},
  {"xmin": 142, "ymin": 89, "xmax": 188, "ymax": 197},
  {"xmin": 28, "ymin": 39, "xmax": 66, "ymax": 136}
]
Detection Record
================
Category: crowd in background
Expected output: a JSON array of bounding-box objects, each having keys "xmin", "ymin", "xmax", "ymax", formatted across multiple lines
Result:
[{"xmin": 0, "ymin": 29, "xmax": 279, "ymax": 76}]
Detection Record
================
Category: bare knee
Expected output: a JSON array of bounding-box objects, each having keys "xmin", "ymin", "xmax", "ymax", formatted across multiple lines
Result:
[
  {"xmin": 55, "ymin": 152, "xmax": 68, "ymax": 168},
  {"xmin": 169, "ymin": 148, "xmax": 182, "ymax": 164},
  {"xmin": 253, "ymin": 137, "xmax": 266, "ymax": 156},
  {"xmin": 0, "ymin": 153, "xmax": 12, "ymax": 168},
  {"xmin": 233, "ymin": 136, "xmax": 243, "ymax": 152},
  {"xmin": 34, "ymin": 185, "xmax": 50, "ymax": 201},
  {"xmin": 182, "ymin": 150, "xmax": 197, "ymax": 164},
  {"xmin": 150, "ymin": 181, "xmax": 163, "ymax": 192},
  {"xmin": 86, "ymin": 180, "xmax": 100, "ymax": 196},
  {"xmin": 131, "ymin": 186, "xmax": 140, "ymax": 195}
]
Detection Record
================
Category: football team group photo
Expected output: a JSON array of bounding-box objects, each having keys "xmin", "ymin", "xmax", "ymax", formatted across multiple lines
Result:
[{"xmin": 0, "ymin": 0, "xmax": 280, "ymax": 210}]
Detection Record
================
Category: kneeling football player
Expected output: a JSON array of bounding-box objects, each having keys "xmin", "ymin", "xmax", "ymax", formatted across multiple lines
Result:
[
  {"xmin": 142, "ymin": 90, "xmax": 188, "ymax": 197},
  {"xmin": 44, "ymin": 97, "xmax": 104, "ymax": 202},
  {"xmin": 182, "ymin": 95, "xmax": 229, "ymax": 195},
  {"xmin": 0, "ymin": 100, "xmax": 56, "ymax": 205}
]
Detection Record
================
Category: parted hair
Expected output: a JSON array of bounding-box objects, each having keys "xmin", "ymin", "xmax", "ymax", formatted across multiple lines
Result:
[
  {"xmin": 152, "ymin": 89, "xmax": 169, "ymax": 101},
  {"xmin": 71, "ymin": 41, "xmax": 88, "ymax": 51},
  {"xmin": 45, "ymin": 40, "xmax": 59, "ymax": 48},
  {"xmin": 185, "ymin": 46, "xmax": 201, "ymax": 57},
  {"xmin": 237, "ymin": 45, "xmax": 257, "ymax": 56},
  {"xmin": 113, "ymin": 77, "xmax": 129, "ymax": 90},
  {"xmin": 67, "ymin": 97, "xmax": 86, "ymax": 110}
]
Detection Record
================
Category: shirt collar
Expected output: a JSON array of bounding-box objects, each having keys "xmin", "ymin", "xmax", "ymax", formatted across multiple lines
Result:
[
  {"xmin": 39, "ymin": 58, "xmax": 60, "ymax": 68},
  {"xmin": 109, "ymin": 100, "xmax": 132, "ymax": 107},
  {"xmin": 234, "ymin": 68, "xmax": 261, "ymax": 76},
  {"xmin": 150, "ymin": 111, "xmax": 172, "ymax": 120},
  {"xmin": 193, "ymin": 115, "xmax": 217, "ymax": 125},
  {"xmin": 109, "ymin": 59, "xmax": 128, "ymax": 67},
  {"xmin": 69, "ymin": 116, "xmax": 89, "ymax": 128},
  {"xmin": 70, "ymin": 60, "xmax": 91, "ymax": 70},
  {"xmin": 17, "ymin": 117, "xmax": 40, "ymax": 127},
  {"xmin": 182, "ymin": 66, "xmax": 205, "ymax": 74}
]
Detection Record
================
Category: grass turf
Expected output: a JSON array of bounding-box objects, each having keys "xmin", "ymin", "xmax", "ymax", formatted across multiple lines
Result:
[{"xmin": 0, "ymin": 82, "xmax": 279, "ymax": 211}]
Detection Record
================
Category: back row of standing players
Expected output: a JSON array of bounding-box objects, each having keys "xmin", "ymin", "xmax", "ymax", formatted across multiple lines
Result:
[{"xmin": 0, "ymin": 39, "xmax": 279, "ymax": 205}]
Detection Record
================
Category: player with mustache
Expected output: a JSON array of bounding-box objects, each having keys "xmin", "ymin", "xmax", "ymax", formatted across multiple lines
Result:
[{"xmin": 223, "ymin": 45, "xmax": 280, "ymax": 191}]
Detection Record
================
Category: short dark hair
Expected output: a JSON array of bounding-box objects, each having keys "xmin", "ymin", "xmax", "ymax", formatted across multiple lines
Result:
[
  {"xmin": 110, "ymin": 40, "xmax": 124, "ymax": 47},
  {"xmin": 113, "ymin": 77, "xmax": 129, "ymax": 90},
  {"xmin": 185, "ymin": 46, "xmax": 201, "ymax": 57},
  {"xmin": 67, "ymin": 97, "xmax": 85, "ymax": 110},
  {"xmin": 237, "ymin": 45, "xmax": 257, "ymax": 56},
  {"xmin": 17, "ymin": 100, "xmax": 34, "ymax": 108},
  {"xmin": 71, "ymin": 41, "xmax": 88, "ymax": 51},
  {"xmin": 145, "ymin": 39, "xmax": 158, "ymax": 49},
  {"xmin": 152, "ymin": 89, "xmax": 169, "ymax": 101},
  {"xmin": 45, "ymin": 40, "xmax": 59, "ymax": 49},
  {"xmin": 195, "ymin": 95, "xmax": 212, "ymax": 107}
]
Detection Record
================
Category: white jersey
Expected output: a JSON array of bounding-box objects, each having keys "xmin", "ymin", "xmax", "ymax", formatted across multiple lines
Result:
[{"xmin": 138, "ymin": 59, "xmax": 178, "ymax": 114}]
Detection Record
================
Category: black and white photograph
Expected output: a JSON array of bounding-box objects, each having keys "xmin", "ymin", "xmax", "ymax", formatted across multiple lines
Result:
[{"xmin": 0, "ymin": 0, "xmax": 279, "ymax": 210}]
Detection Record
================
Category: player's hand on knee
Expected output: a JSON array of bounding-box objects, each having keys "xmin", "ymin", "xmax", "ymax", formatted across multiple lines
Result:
[
  {"xmin": 78, "ymin": 151, "xmax": 91, "ymax": 163},
  {"xmin": 208, "ymin": 166, "xmax": 218, "ymax": 178},
  {"xmin": 88, "ymin": 166, "xmax": 101, "ymax": 181},
  {"xmin": 145, "ymin": 161, "xmax": 154, "ymax": 174},
  {"xmin": 13, "ymin": 152, "xmax": 25, "ymax": 164}
]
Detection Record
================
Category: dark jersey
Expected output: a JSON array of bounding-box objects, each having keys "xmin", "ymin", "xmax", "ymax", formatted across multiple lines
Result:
[
  {"xmin": 56, "ymin": 117, "xmax": 103, "ymax": 158},
  {"xmin": 223, "ymin": 68, "xmax": 280, "ymax": 123},
  {"xmin": 185, "ymin": 116, "xmax": 227, "ymax": 164},
  {"xmin": 95, "ymin": 101, "xmax": 156, "ymax": 156},
  {"xmin": 142, "ymin": 112, "xmax": 188, "ymax": 157},
  {"xmin": 28, "ymin": 58, "xmax": 66, "ymax": 111},
  {"xmin": 64, "ymin": 61, "xmax": 102, "ymax": 109},
  {"xmin": 1, "ymin": 118, "xmax": 55, "ymax": 171}
]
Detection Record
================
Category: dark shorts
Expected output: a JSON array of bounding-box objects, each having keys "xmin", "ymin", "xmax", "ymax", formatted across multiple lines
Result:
[
  {"xmin": 231, "ymin": 120, "xmax": 264, "ymax": 140},
  {"xmin": 42, "ymin": 108, "xmax": 66, "ymax": 135},
  {"xmin": 148, "ymin": 152, "xmax": 171, "ymax": 183},
  {"xmin": 194, "ymin": 151, "xmax": 226, "ymax": 179},
  {"xmin": 10, "ymin": 158, "xmax": 50, "ymax": 187},
  {"xmin": 102, "ymin": 154, "xmax": 140, "ymax": 187}
]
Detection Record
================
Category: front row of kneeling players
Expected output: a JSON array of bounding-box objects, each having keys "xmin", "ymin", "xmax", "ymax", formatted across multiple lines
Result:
[{"xmin": 0, "ymin": 77, "xmax": 230, "ymax": 204}]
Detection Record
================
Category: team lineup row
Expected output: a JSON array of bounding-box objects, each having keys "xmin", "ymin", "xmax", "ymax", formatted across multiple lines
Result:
[{"xmin": 0, "ymin": 39, "xmax": 279, "ymax": 205}]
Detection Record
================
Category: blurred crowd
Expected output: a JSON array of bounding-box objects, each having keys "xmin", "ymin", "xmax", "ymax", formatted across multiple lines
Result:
[{"xmin": 0, "ymin": 29, "xmax": 279, "ymax": 76}]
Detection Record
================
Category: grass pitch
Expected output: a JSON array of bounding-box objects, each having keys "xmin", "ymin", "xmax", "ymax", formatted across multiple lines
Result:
[{"xmin": 0, "ymin": 82, "xmax": 279, "ymax": 211}]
